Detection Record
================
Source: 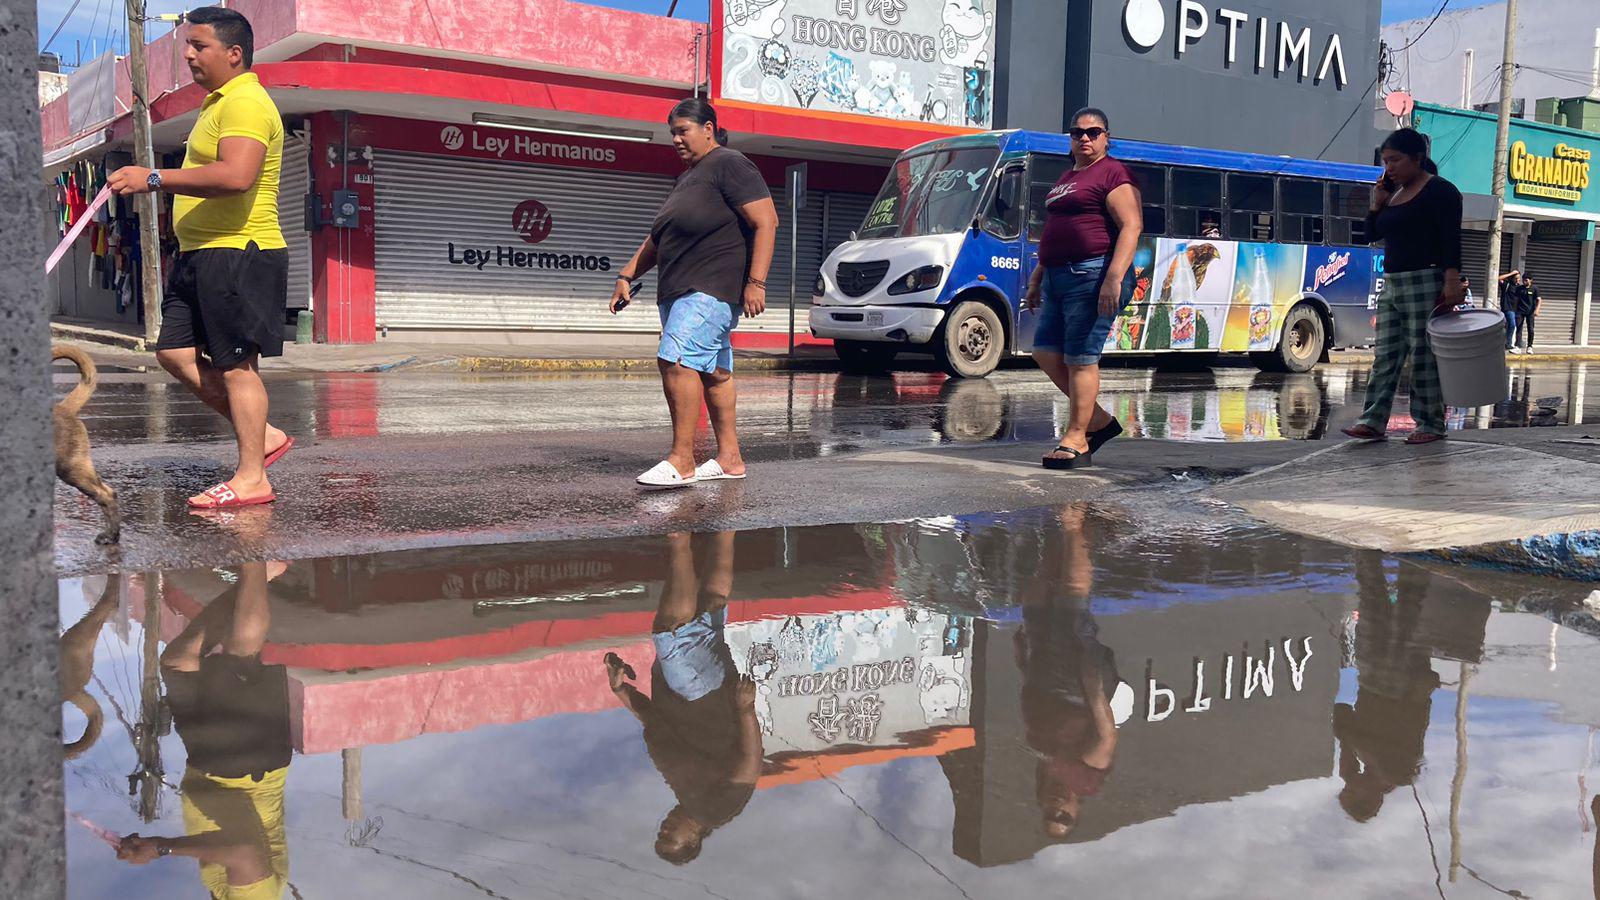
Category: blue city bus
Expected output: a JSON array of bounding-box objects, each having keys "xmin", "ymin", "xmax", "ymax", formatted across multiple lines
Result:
[{"xmin": 809, "ymin": 129, "xmax": 1385, "ymax": 378}]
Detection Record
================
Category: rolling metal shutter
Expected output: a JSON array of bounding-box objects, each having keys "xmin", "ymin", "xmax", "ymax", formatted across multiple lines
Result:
[
  {"xmin": 824, "ymin": 192, "xmax": 873, "ymax": 253},
  {"xmin": 1459, "ymin": 229, "xmax": 1514, "ymax": 304},
  {"xmin": 1524, "ymin": 235, "xmax": 1581, "ymax": 345},
  {"xmin": 276, "ymin": 135, "xmax": 313, "ymax": 310},
  {"xmin": 373, "ymin": 151, "xmax": 671, "ymax": 331},
  {"xmin": 750, "ymin": 189, "xmax": 826, "ymax": 334}
]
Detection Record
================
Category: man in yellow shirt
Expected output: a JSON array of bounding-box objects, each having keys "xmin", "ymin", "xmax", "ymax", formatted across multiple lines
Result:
[{"xmin": 110, "ymin": 6, "xmax": 294, "ymax": 510}]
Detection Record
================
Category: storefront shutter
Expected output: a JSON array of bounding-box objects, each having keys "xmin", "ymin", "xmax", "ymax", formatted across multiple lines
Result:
[
  {"xmin": 1524, "ymin": 235, "xmax": 1582, "ymax": 345},
  {"xmin": 1459, "ymin": 229, "xmax": 1514, "ymax": 305},
  {"xmin": 824, "ymin": 192, "xmax": 873, "ymax": 252},
  {"xmin": 277, "ymin": 134, "xmax": 313, "ymax": 311},
  {"xmin": 751, "ymin": 188, "xmax": 826, "ymax": 334},
  {"xmin": 1590, "ymin": 244, "xmax": 1600, "ymax": 346},
  {"xmin": 373, "ymin": 150, "xmax": 672, "ymax": 332}
]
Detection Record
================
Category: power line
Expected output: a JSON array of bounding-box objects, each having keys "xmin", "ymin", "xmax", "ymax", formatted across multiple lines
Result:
[
  {"xmin": 1392, "ymin": 0, "xmax": 1454, "ymax": 55},
  {"xmin": 41, "ymin": 0, "xmax": 93, "ymax": 54}
]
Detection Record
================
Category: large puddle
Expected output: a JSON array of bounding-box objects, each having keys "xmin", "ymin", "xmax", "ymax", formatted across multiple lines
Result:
[{"xmin": 60, "ymin": 507, "xmax": 1600, "ymax": 898}]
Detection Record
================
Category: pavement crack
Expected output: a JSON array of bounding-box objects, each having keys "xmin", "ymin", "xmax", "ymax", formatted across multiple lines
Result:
[
  {"xmin": 361, "ymin": 843, "xmax": 517, "ymax": 899},
  {"xmin": 814, "ymin": 767, "xmax": 974, "ymax": 900}
]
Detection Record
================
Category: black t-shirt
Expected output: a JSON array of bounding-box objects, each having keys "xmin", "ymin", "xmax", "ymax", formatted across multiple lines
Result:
[
  {"xmin": 1519, "ymin": 285, "xmax": 1540, "ymax": 315},
  {"xmin": 651, "ymin": 148, "xmax": 771, "ymax": 306},
  {"xmin": 1366, "ymin": 176, "xmax": 1463, "ymax": 274}
]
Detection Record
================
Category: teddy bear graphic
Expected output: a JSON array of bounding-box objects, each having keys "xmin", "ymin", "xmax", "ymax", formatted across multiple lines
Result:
[
  {"xmin": 939, "ymin": 0, "xmax": 992, "ymax": 68},
  {"xmin": 854, "ymin": 60, "xmax": 900, "ymax": 117}
]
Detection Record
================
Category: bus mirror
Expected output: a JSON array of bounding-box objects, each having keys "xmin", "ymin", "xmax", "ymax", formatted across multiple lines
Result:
[
  {"xmin": 970, "ymin": 217, "xmax": 981, "ymax": 235},
  {"xmin": 849, "ymin": 230, "xmax": 856, "ymax": 242}
]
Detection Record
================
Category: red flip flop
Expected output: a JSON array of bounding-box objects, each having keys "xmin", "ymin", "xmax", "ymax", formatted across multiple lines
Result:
[
  {"xmin": 264, "ymin": 436, "xmax": 295, "ymax": 468},
  {"xmin": 187, "ymin": 482, "xmax": 277, "ymax": 509}
]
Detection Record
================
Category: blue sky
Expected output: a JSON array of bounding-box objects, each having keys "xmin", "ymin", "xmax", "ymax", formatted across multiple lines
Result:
[{"xmin": 35, "ymin": 0, "xmax": 1467, "ymax": 65}]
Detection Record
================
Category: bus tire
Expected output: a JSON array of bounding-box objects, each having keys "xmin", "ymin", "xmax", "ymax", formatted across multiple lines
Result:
[
  {"xmin": 834, "ymin": 340, "xmax": 898, "ymax": 374},
  {"xmin": 1255, "ymin": 303, "xmax": 1324, "ymax": 373},
  {"xmin": 936, "ymin": 300, "xmax": 1004, "ymax": 378}
]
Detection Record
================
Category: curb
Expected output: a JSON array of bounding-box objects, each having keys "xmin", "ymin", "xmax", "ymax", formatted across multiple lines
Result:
[
  {"xmin": 1426, "ymin": 529, "xmax": 1600, "ymax": 582},
  {"xmin": 51, "ymin": 322, "xmax": 145, "ymax": 351}
]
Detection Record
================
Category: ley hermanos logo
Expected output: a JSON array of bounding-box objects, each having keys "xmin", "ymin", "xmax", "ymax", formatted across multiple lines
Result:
[{"xmin": 440, "ymin": 126, "xmax": 466, "ymax": 151}]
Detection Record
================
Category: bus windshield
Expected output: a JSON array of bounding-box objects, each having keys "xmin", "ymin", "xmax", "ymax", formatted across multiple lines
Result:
[{"xmin": 857, "ymin": 146, "xmax": 999, "ymax": 240}]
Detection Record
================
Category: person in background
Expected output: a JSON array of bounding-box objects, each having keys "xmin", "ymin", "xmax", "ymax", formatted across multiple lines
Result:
[
  {"xmin": 1457, "ymin": 275, "xmax": 1474, "ymax": 309},
  {"xmin": 108, "ymin": 7, "xmax": 295, "ymax": 509},
  {"xmin": 1340, "ymin": 128, "xmax": 1463, "ymax": 446},
  {"xmin": 1199, "ymin": 215, "xmax": 1222, "ymax": 239},
  {"xmin": 610, "ymin": 99, "xmax": 778, "ymax": 489},
  {"xmin": 1519, "ymin": 274, "xmax": 1541, "ymax": 352},
  {"xmin": 1499, "ymin": 269, "xmax": 1526, "ymax": 353},
  {"xmin": 1025, "ymin": 107, "xmax": 1143, "ymax": 469}
]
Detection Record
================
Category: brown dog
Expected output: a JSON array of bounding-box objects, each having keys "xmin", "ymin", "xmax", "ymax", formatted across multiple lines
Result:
[
  {"xmin": 61, "ymin": 574, "xmax": 120, "ymax": 760},
  {"xmin": 54, "ymin": 344, "xmax": 120, "ymax": 544}
]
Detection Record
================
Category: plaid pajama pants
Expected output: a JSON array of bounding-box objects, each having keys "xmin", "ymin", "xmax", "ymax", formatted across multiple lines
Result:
[{"xmin": 1358, "ymin": 267, "xmax": 1447, "ymax": 436}]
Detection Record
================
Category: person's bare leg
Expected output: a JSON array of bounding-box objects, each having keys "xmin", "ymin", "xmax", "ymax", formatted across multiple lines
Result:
[
  {"xmin": 658, "ymin": 360, "xmax": 704, "ymax": 479},
  {"xmin": 221, "ymin": 562, "xmax": 270, "ymax": 657},
  {"xmin": 193, "ymin": 356, "xmax": 272, "ymax": 502},
  {"xmin": 702, "ymin": 369, "xmax": 744, "ymax": 476},
  {"xmin": 1036, "ymin": 351, "xmax": 1108, "ymax": 460},
  {"xmin": 695, "ymin": 530, "xmax": 736, "ymax": 615},
  {"xmin": 654, "ymin": 532, "xmax": 700, "ymax": 633},
  {"xmin": 156, "ymin": 348, "xmax": 286, "ymax": 453},
  {"xmin": 1057, "ymin": 363, "xmax": 1102, "ymax": 455}
]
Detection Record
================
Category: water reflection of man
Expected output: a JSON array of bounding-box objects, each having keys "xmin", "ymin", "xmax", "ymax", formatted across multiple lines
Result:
[
  {"xmin": 118, "ymin": 561, "xmax": 291, "ymax": 899},
  {"xmin": 1015, "ymin": 506, "xmax": 1121, "ymax": 840},
  {"xmin": 1333, "ymin": 553, "xmax": 1439, "ymax": 822},
  {"xmin": 605, "ymin": 531, "xmax": 761, "ymax": 865}
]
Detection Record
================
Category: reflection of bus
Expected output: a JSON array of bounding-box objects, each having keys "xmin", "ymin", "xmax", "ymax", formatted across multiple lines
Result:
[{"xmin": 810, "ymin": 130, "xmax": 1384, "ymax": 378}]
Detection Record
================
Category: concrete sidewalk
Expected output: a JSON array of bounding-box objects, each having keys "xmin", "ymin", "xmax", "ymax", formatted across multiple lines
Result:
[{"xmin": 1208, "ymin": 424, "xmax": 1600, "ymax": 579}]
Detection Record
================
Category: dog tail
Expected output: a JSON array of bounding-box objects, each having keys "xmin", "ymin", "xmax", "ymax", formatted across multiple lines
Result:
[{"xmin": 53, "ymin": 344, "xmax": 98, "ymax": 415}]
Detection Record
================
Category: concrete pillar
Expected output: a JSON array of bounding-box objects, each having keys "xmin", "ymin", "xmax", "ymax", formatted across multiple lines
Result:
[
  {"xmin": 0, "ymin": 0, "xmax": 66, "ymax": 893},
  {"xmin": 1578, "ymin": 237, "xmax": 1594, "ymax": 347}
]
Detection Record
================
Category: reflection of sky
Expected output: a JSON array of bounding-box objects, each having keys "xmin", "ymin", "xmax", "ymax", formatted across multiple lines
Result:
[{"xmin": 63, "ymin": 577, "xmax": 1600, "ymax": 899}]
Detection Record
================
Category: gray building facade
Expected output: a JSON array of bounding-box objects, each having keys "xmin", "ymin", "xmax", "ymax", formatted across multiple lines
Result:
[{"xmin": 994, "ymin": 0, "xmax": 1383, "ymax": 165}]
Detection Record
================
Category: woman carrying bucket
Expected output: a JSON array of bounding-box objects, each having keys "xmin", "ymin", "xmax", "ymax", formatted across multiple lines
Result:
[{"xmin": 1341, "ymin": 128, "xmax": 1464, "ymax": 446}]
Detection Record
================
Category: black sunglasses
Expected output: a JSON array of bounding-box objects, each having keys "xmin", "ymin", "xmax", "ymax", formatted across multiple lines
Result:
[{"xmin": 1069, "ymin": 127, "xmax": 1107, "ymax": 140}]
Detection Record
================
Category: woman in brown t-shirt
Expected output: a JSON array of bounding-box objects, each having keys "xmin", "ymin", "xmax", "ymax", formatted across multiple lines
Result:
[
  {"xmin": 609, "ymin": 99, "xmax": 779, "ymax": 489},
  {"xmin": 1024, "ymin": 108, "xmax": 1144, "ymax": 470}
]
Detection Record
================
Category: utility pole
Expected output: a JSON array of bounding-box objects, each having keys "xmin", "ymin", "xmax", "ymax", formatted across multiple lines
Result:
[
  {"xmin": 125, "ymin": 0, "xmax": 164, "ymax": 343},
  {"xmin": 1484, "ymin": 0, "xmax": 1518, "ymax": 312}
]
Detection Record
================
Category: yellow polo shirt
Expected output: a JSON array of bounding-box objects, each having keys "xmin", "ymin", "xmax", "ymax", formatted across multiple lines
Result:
[{"xmin": 173, "ymin": 71, "xmax": 286, "ymax": 252}]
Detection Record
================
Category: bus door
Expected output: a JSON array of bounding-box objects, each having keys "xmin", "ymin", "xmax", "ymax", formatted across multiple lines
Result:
[
  {"xmin": 1018, "ymin": 153, "xmax": 1076, "ymax": 353},
  {"xmin": 968, "ymin": 162, "xmax": 1027, "ymax": 345}
]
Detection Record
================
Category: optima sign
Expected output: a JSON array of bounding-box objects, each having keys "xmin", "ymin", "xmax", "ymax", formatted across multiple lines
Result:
[{"xmin": 1121, "ymin": 0, "xmax": 1348, "ymax": 88}]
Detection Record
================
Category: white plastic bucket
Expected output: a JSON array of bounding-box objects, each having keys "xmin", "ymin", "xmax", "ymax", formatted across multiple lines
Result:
[{"xmin": 1427, "ymin": 309, "xmax": 1509, "ymax": 407}]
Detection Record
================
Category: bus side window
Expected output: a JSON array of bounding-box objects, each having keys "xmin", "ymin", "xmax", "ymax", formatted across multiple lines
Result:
[
  {"xmin": 982, "ymin": 167, "xmax": 1024, "ymax": 239},
  {"xmin": 1226, "ymin": 173, "xmax": 1275, "ymax": 241},
  {"xmin": 1327, "ymin": 182, "xmax": 1373, "ymax": 246},
  {"xmin": 1025, "ymin": 154, "xmax": 1074, "ymax": 242},
  {"xmin": 1126, "ymin": 162, "xmax": 1168, "ymax": 236},
  {"xmin": 1170, "ymin": 168, "xmax": 1222, "ymax": 239},
  {"xmin": 1281, "ymin": 178, "xmax": 1327, "ymax": 244}
]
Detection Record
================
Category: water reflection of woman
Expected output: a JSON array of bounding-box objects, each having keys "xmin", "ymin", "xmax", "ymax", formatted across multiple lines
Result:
[
  {"xmin": 1333, "ymin": 553, "xmax": 1440, "ymax": 822},
  {"xmin": 118, "ymin": 560, "xmax": 292, "ymax": 900},
  {"xmin": 1015, "ymin": 506, "xmax": 1122, "ymax": 839},
  {"xmin": 605, "ymin": 531, "xmax": 762, "ymax": 865}
]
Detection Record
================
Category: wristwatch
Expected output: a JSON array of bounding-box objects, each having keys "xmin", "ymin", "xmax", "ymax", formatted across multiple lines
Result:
[
  {"xmin": 147, "ymin": 170, "xmax": 163, "ymax": 192},
  {"xmin": 157, "ymin": 841, "xmax": 173, "ymax": 857}
]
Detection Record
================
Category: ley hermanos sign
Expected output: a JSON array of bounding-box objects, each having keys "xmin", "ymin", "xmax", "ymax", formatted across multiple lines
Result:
[{"xmin": 1121, "ymin": 0, "xmax": 1350, "ymax": 88}]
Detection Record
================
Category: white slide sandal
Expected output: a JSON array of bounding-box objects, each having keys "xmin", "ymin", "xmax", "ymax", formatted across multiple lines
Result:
[
  {"xmin": 695, "ymin": 459, "xmax": 747, "ymax": 481},
  {"xmin": 636, "ymin": 460, "xmax": 698, "ymax": 489}
]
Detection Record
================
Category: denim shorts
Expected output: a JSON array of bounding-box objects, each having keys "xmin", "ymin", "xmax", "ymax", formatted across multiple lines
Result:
[
  {"xmin": 652, "ymin": 607, "xmax": 730, "ymax": 702},
  {"xmin": 659, "ymin": 292, "xmax": 740, "ymax": 375},
  {"xmin": 1032, "ymin": 256, "xmax": 1135, "ymax": 366}
]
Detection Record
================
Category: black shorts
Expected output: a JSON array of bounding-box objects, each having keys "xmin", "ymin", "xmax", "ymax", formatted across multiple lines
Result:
[
  {"xmin": 155, "ymin": 241, "xmax": 288, "ymax": 369},
  {"xmin": 165, "ymin": 653, "xmax": 292, "ymax": 779}
]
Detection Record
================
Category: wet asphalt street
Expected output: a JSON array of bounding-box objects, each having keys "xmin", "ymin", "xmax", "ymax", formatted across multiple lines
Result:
[
  {"xmin": 53, "ymin": 360, "xmax": 1598, "ymax": 575},
  {"xmin": 50, "ymin": 358, "xmax": 1600, "ymax": 899}
]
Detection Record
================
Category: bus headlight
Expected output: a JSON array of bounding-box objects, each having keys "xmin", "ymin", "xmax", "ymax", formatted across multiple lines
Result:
[
  {"xmin": 812, "ymin": 274, "xmax": 826, "ymax": 300},
  {"xmin": 886, "ymin": 265, "xmax": 945, "ymax": 296}
]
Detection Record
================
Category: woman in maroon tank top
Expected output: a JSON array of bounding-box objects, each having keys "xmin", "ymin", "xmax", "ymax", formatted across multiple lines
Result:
[{"xmin": 1024, "ymin": 108, "xmax": 1143, "ymax": 470}]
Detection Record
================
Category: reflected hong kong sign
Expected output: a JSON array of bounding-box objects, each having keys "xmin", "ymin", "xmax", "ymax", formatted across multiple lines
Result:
[{"xmin": 716, "ymin": 0, "xmax": 997, "ymax": 128}]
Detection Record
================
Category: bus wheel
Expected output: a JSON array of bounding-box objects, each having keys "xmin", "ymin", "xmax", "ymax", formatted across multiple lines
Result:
[
  {"xmin": 1254, "ymin": 304, "xmax": 1324, "ymax": 373},
  {"xmin": 834, "ymin": 340, "xmax": 898, "ymax": 375},
  {"xmin": 936, "ymin": 301, "xmax": 1004, "ymax": 378}
]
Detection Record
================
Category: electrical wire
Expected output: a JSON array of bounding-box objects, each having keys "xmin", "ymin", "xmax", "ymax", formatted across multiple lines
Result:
[
  {"xmin": 1392, "ymin": 0, "xmax": 1455, "ymax": 55},
  {"xmin": 41, "ymin": 0, "xmax": 92, "ymax": 54}
]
